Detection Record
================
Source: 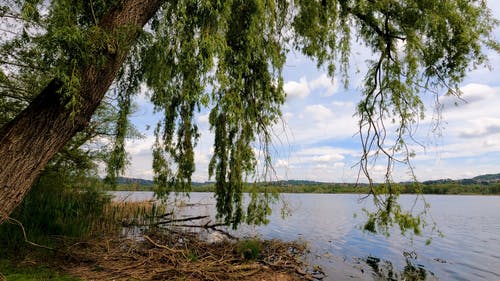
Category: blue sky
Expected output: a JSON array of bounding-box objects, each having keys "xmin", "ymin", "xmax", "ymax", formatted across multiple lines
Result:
[{"xmin": 124, "ymin": 2, "xmax": 500, "ymax": 183}]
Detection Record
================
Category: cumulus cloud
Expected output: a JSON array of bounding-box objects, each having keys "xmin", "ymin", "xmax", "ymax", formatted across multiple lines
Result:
[
  {"xmin": 435, "ymin": 85, "xmax": 500, "ymax": 138},
  {"xmin": 134, "ymin": 84, "xmax": 151, "ymax": 105},
  {"xmin": 440, "ymin": 83, "xmax": 496, "ymax": 111},
  {"xmin": 284, "ymin": 77, "xmax": 310, "ymax": 100},
  {"xmin": 310, "ymin": 74, "xmax": 339, "ymax": 96},
  {"xmin": 460, "ymin": 83, "xmax": 497, "ymax": 101},
  {"xmin": 284, "ymin": 73, "xmax": 340, "ymax": 101}
]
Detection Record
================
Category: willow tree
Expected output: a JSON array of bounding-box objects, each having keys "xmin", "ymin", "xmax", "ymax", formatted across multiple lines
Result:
[{"xmin": 0, "ymin": 0, "xmax": 498, "ymax": 228}]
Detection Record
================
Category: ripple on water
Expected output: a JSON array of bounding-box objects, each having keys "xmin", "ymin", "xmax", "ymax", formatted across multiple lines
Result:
[{"xmin": 454, "ymin": 260, "xmax": 500, "ymax": 280}]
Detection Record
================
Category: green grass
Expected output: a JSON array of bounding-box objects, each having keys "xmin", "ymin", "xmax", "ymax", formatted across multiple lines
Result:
[
  {"xmin": 0, "ymin": 171, "xmax": 113, "ymax": 255},
  {"xmin": 0, "ymin": 260, "xmax": 81, "ymax": 281}
]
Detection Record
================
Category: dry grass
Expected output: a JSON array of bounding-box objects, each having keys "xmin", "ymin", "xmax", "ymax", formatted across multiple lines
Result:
[
  {"xmin": 13, "ymin": 200, "xmax": 324, "ymax": 280},
  {"xmin": 87, "ymin": 200, "xmax": 165, "ymax": 236},
  {"xmin": 51, "ymin": 231, "xmax": 311, "ymax": 281}
]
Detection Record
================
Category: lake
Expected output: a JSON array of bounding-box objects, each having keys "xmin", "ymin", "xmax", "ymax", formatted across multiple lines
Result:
[{"xmin": 111, "ymin": 192, "xmax": 500, "ymax": 280}]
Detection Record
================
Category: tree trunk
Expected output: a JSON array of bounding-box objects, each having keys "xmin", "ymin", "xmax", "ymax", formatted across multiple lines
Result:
[{"xmin": 0, "ymin": 0, "xmax": 164, "ymax": 224}]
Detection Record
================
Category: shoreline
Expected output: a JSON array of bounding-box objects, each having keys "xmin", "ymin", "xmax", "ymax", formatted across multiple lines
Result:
[{"xmin": 0, "ymin": 230, "xmax": 319, "ymax": 281}]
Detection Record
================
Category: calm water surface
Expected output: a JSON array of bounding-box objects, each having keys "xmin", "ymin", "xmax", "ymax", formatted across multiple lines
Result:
[{"xmin": 112, "ymin": 192, "xmax": 500, "ymax": 280}]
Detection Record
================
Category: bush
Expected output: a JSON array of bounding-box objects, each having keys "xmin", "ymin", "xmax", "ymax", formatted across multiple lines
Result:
[{"xmin": 236, "ymin": 238, "xmax": 262, "ymax": 260}]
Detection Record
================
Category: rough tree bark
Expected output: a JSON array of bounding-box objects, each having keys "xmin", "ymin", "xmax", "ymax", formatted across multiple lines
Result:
[{"xmin": 0, "ymin": 0, "xmax": 164, "ymax": 224}]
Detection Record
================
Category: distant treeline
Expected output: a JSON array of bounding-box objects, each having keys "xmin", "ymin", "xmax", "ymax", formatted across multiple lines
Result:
[
  {"xmin": 112, "ymin": 180, "xmax": 500, "ymax": 195},
  {"xmin": 406, "ymin": 183, "xmax": 500, "ymax": 195}
]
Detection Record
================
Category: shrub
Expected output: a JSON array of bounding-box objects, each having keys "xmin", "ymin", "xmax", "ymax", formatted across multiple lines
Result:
[{"xmin": 236, "ymin": 238, "xmax": 262, "ymax": 260}]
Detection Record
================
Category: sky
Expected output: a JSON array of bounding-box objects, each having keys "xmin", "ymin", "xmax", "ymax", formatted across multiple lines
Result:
[{"xmin": 123, "ymin": 2, "xmax": 500, "ymax": 183}]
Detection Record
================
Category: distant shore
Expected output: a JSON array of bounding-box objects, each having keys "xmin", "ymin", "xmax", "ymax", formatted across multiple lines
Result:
[{"xmin": 111, "ymin": 181, "xmax": 500, "ymax": 195}]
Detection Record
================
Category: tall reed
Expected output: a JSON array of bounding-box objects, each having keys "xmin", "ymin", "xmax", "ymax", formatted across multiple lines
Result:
[{"xmin": 0, "ymin": 171, "xmax": 109, "ymax": 254}]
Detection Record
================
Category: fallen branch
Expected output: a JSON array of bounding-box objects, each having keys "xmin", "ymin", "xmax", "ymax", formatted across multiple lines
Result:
[
  {"xmin": 154, "ymin": 215, "xmax": 209, "ymax": 226},
  {"xmin": 149, "ymin": 211, "xmax": 173, "ymax": 219},
  {"xmin": 175, "ymin": 221, "xmax": 238, "ymax": 240}
]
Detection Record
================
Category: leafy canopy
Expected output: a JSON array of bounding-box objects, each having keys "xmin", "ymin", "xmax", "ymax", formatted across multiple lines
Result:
[{"xmin": 0, "ymin": 0, "xmax": 498, "ymax": 229}]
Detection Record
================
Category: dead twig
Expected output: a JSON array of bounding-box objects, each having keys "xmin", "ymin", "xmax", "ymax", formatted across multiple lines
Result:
[
  {"xmin": 143, "ymin": 235, "xmax": 185, "ymax": 253},
  {"xmin": 6, "ymin": 217, "xmax": 54, "ymax": 251}
]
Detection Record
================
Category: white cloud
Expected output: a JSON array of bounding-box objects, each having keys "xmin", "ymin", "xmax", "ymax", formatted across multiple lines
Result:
[
  {"xmin": 284, "ymin": 77, "xmax": 310, "ymax": 100},
  {"xmin": 460, "ymin": 83, "xmax": 496, "ymax": 101},
  {"xmin": 332, "ymin": 101, "xmax": 354, "ymax": 108},
  {"xmin": 195, "ymin": 147, "xmax": 212, "ymax": 165},
  {"xmin": 333, "ymin": 162, "xmax": 346, "ymax": 168},
  {"xmin": 284, "ymin": 73, "xmax": 340, "ymax": 101},
  {"xmin": 440, "ymin": 83, "xmax": 496, "ymax": 111},
  {"xmin": 434, "ymin": 84, "xmax": 500, "ymax": 136},
  {"xmin": 296, "ymin": 146, "xmax": 357, "ymax": 157},
  {"xmin": 283, "ymin": 111, "xmax": 294, "ymax": 120},
  {"xmin": 310, "ymin": 74, "xmax": 339, "ymax": 96},
  {"xmin": 274, "ymin": 157, "xmax": 356, "ymax": 182},
  {"xmin": 276, "ymin": 159, "xmax": 290, "ymax": 168},
  {"xmin": 280, "ymin": 103, "xmax": 358, "ymax": 145},
  {"xmin": 303, "ymin": 104, "xmax": 334, "ymax": 122},
  {"xmin": 125, "ymin": 136, "xmax": 155, "ymax": 155},
  {"xmin": 134, "ymin": 84, "xmax": 151, "ymax": 105},
  {"xmin": 275, "ymin": 146, "xmax": 354, "ymax": 173},
  {"xmin": 458, "ymin": 118, "xmax": 500, "ymax": 138},
  {"xmin": 412, "ymin": 136, "xmax": 500, "ymax": 162},
  {"xmin": 312, "ymin": 154, "xmax": 345, "ymax": 162}
]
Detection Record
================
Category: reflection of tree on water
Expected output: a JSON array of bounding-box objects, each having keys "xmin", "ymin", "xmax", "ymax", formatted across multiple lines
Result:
[{"xmin": 361, "ymin": 251, "xmax": 434, "ymax": 280}]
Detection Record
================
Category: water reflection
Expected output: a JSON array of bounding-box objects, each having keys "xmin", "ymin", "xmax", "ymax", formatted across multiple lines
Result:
[{"xmin": 357, "ymin": 251, "xmax": 435, "ymax": 281}]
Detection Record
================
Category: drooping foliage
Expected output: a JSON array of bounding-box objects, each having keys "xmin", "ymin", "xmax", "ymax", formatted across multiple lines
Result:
[
  {"xmin": 292, "ymin": 0, "xmax": 499, "ymax": 234},
  {"xmin": 133, "ymin": 0, "xmax": 289, "ymax": 227},
  {"xmin": 0, "ymin": 0, "xmax": 498, "ymax": 230}
]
